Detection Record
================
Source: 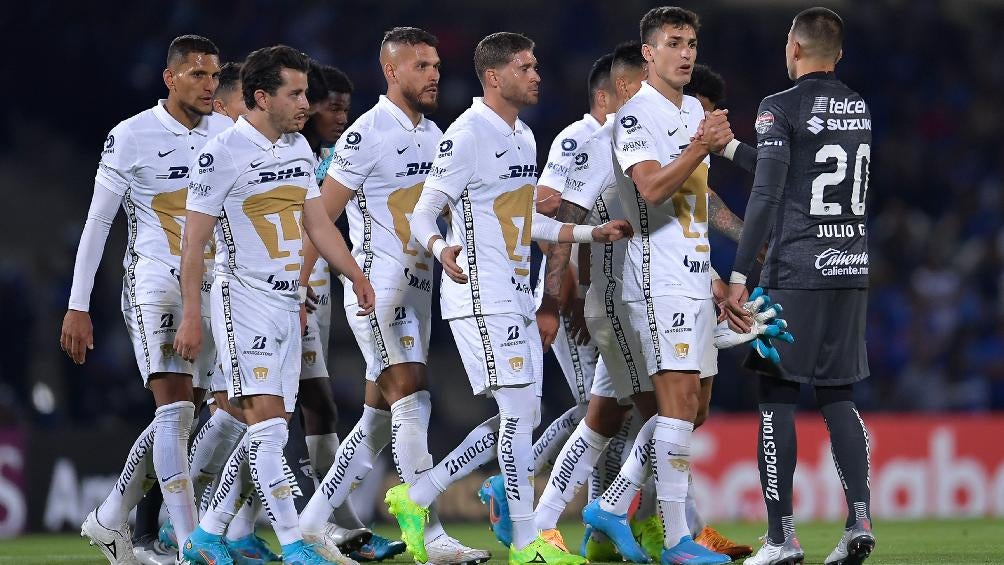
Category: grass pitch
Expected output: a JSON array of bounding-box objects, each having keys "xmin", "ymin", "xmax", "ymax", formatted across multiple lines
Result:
[{"xmin": 1, "ymin": 519, "xmax": 999, "ymax": 564}]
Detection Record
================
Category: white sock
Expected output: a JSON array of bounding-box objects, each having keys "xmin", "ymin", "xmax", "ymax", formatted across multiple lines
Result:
[
  {"xmin": 409, "ymin": 415, "xmax": 501, "ymax": 508},
  {"xmin": 225, "ymin": 495, "xmax": 260, "ymax": 542},
  {"xmin": 153, "ymin": 401, "xmax": 198, "ymax": 554},
  {"xmin": 532, "ymin": 404, "xmax": 585, "ymax": 472},
  {"xmin": 97, "ymin": 422, "xmax": 156, "ymax": 527},
  {"xmin": 202, "ymin": 441, "xmax": 252, "ymax": 536},
  {"xmin": 190, "ymin": 409, "xmax": 246, "ymax": 517},
  {"xmin": 494, "ymin": 385, "xmax": 540, "ymax": 550},
  {"xmin": 685, "ymin": 474, "xmax": 705, "ymax": 537},
  {"xmin": 599, "ymin": 415, "xmax": 656, "ymax": 515},
  {"xmin": 306, "ymin": 432, "xmax": 340, "ymax": 479},
  {"xmin": 300, "ymin": 405, "xmax": 391, "ymax": 535},
  {"xmin": 390, "ymin": 392, "xmax": 435, "ymax": 483},
  {"xmin": 535, "ymin": 421, "xmax": 610, "ymax": 530},
  {"xmin": 590, "ymin": 412, "xmax": 636, "ymax": 502},
  {"xmin": 652, "ymin": 417, "xmax": 693, "ymax": 546},
  {"xmin": 247, "ymin": 418, "xmax": 300, "ymax": 546}
]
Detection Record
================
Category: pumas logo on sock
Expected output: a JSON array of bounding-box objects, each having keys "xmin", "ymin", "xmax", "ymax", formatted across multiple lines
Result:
[
  {"xmin": 163, "ymin": 477, "xmax": 190, "ymax": 494},
  {"xmin": 272, "ymin": 485, "xmax": 292, "ymax": 500}
]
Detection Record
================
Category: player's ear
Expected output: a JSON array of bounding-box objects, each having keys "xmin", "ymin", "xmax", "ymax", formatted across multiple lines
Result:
[
  {"xmin": 254, "ymin": 89, "xmax": 268, "ymax": 111},
  {"xmin": 641, "ymin": 43, "xmax": 655, "ymax": 63},
  {"xmin": 213, "ymin": 99, "xmax": 224, "ymax": 115},
  {"xmin": 163, "ymin": 67, "xmax": 174, "ymax": 91},
  {"xmin": 383, "ymin": 62, "xmax": 396, "ymax": 83}
]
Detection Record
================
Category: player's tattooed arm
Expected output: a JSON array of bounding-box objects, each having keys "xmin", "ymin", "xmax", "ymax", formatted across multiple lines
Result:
[
  {"xmin": 708, "ymin": 188, "xmax": 744, "ymax": 243},
  {"xmin": 543, "ymin": 199, "xmax": 590, "ymax": 298}
]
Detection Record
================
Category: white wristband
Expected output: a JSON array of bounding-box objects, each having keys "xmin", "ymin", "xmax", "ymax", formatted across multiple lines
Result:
[
  {"xmin": 710, "ymin": 268, "xmax": 721, "ymax": 281},
  {"xmin": 721, "ymin": 139, "xmax": 740, "ymax": 161},
  {"xmin": 431, "ymin": 238, "xmax": 449, "ymax": 264},
  {"xmin": 572, "ymin": 224, "xmax": 595, "ymax": 243},
  {"xmin": 728, "ymin": 271, "xmax": 747, "ymax": 285},
  {"xmin": 297, "ymin": 286, "xmax": 308, "ymax": 304}
]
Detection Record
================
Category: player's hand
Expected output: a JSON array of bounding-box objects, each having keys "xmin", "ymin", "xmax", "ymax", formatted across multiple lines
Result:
[
  {"xmin": 60, "ymin": 309, "xmax": 94, "ymax": 365},
  {"xmin": 537, "ymin": 293, "xmax": 561, "ymax": 352},
  {"xmin": 568, "ymin": 297, "xmax": 591, "ymax": 345},
  {"xmin": 173, "ymin": 315, "xmax": 203, "ymax": 363},
  {"xmin": 697, "ymin": 110, "xmax": 734, "ymax": 153},
  {"xmin": 352, "ymin": 277, "xmax": 375, "ymax": 316},
  {"xmin": 299, "ymin": 303, "xmax": 308, "ymax": 336},
  {"xmin": 304, "ymin": 286, "xmax": 319, "ymax": 313},
  {"xmin": 591, "ymin": 220, "xmax": 633, "ymax": 242},
  {"xmin": 712, "ymin": 278, "xmax": 729, "ymax": 323},
  {"xmin": 724, "ymin": 282, "xmax": 752, "ymax": 333},
  {"xmin": 440, "ymin": 244, "xmax": 468, "ymax": 284}
]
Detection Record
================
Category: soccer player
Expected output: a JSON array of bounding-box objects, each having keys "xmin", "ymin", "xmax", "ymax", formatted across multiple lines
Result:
[
  {"xmin": 476, "ymin": 50, "xmax": 620, "ymax": 554},
  {"xmin": 539, "ymin": 45, "xmax": 762, "ymax": 563},
  {"xmin": 298, "ymin": 27, "xmax": 487, "ymax": 564},
  {"xmin": 61, "ymin": 35, "xmax": 230, "ymax": 565},
  {"xmin": 724, "ymin": 8, "xmax": 875, "ymax": 565},
  {"xmin": 213, "ymin": 62, "xmax": 249, "ymax": 121},
  {"xmin": 394, "ymin": 31, "xmax": 630, "ymax": 565},
  {"xmin": 175, "ymin": 44, "xmax": 373, "ymax": 565},
  {"xmin": 587, "ymin": 7, "xmax": 737, "ymax": 564}
]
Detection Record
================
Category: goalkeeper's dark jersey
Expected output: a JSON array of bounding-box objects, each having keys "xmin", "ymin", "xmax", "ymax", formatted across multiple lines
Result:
[{"xmin": 754, "ymin": 71, "xmax": 872, "ymax": 289}]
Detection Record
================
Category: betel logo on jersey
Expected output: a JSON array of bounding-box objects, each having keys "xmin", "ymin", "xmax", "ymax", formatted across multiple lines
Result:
[
  {"xmin": 198, "ymin": 153, "xmax": 214, "ymax": 174},
  {"xmin": 560, "ymin": 138, "xmax": 577, "ymax": 155}
]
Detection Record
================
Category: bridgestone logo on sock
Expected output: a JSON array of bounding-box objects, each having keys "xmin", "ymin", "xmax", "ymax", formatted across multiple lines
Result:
[
  {"xmin": 115, "ymin": 430, "xmax": 155, "ymax": 495},
  {"xmin": 322, "ymin": 427, "xmax": 366, "ymax": 498},
  {"xmin": 762, "ymin": 410, "xmax": 780, "ymax": 502},
  {"xmin": 446, "ymin": 430, "xmax": 498, "ymax": 476},
  {"xmin": 211, "ymin": 444, "xmax": 247, "ymax": 512},
  {"xmin": 552, "ymin": 437, "xmax": 588, "ymax": 493},
  {"xmin": 500, "ymin": 417, "xmax": 520, "ymax": 501}
]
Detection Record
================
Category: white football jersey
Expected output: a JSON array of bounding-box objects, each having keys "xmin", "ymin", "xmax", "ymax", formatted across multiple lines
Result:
[
  {"xmin": 562, "ymin": 119, "xmax": 629, "ymax": 319},
  {"xmin": 327, "ymin": 96, "xmax": 444, "ymax": 306},
  {"xmin": 96, "ymin": 101, "xmax": 231, "ymax": 309},
  {"xmin": 424, "ymin": 98, "xmax": 538, "ymax": 320},
  {"xmin": 536, "ymin": 113, "xmax": 603, "ymax": 191},
  {"xmin": 187, "ymin": 116, "xmax": 321, "ymax": 311},
  {"xmin": 613, "ymin": 82, "xmax": 712, "ymax": 301},
  {"xmin": 533, "ymin": 113, "xmax": 603, "ymax": 309}
]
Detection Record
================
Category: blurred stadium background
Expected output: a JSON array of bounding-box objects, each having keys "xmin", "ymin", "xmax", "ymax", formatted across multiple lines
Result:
[{"xmin": 2, "ymin": 0, "xmax": 1004, "ymax": 547}]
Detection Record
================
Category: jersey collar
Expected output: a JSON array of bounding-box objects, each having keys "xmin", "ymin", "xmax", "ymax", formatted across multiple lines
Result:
[
  {"xmin": 378, "ymin": 95, "xmax": 425, "ymax": 132},
  {"xmin": 471, "ymin": 97, "xmax": 522, "ymax": 137},
  {"xmin": 796, "ymin": 70, "xmax": 837, "ymax": 83},
  {"xmin": 637, "ymin": 81, "xmax": 690, "ymax": 115},
  {"xmin": 235, "ymin": 115, "xmax": 292, "ymax": 150},
  {"xmin": 582, "ymin": 113, "xmax": 602, "ymax": 130},
  {"xmin": 153, "ymin": 99, "xmax": 212, "ymax": 137}
]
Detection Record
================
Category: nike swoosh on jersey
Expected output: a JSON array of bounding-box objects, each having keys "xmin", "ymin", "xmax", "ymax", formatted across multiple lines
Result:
[
  {"xmin": 268, "ymin": 478, "xmax": 286, "ymax": 488},
  {"xmin": 161, "ymin": 472, "xmax": 183, "ymax": 483},
  {"xmin": 668, "ymin": 128, "xmax": 679, "ymax": 136},
  {"xmin": 250, "ymin": 160, "xmax": 264, "ymax": 168},
  {"xmin": 158, "ymin": 149, "xmax": 176, "ymax": 157},
  {"xmin": 495, "ymin": 150, "xmax": 508, "ymax": 158},
  {"xmin": 396, "ymin": 146, "xmax": 408, "ymax": 154}
]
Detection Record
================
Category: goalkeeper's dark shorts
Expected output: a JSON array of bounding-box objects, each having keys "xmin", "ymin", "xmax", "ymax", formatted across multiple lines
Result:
[{"xmin": 744, "ymin": 288, "xmax": 869, "ymax": 386}]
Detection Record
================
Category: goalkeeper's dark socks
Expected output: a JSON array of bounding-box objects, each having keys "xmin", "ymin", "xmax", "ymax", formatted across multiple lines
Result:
[
  {"xmin": 820, "ymin": 400, "xmax": 872, "ymax": 529},
  {"xmin": 758, "ymin": 402, "xmax": 797, "ymax": 544}
]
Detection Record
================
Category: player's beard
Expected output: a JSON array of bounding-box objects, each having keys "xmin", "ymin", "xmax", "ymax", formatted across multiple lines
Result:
[{"xmin": 404, "ymin": 83, "xmax": 438, "ymax": 115}]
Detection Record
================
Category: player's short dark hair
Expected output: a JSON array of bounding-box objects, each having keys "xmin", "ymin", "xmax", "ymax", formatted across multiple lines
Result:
[
  {"xmin": 166, "ymin": 34, "xmax": 219, "ymax": 67},
  {"xmin": 307, "ymin": 60, "xmax": 329, "ymax": 105},
  {"xmin": 587, "ymin": 53, "xmax": 614, "ymax": 107},
  {"xmin": 611, "ymin": 41, "xmax": 646, "ymax": 74},
  {"xmin": 684, "ymin": 64, "xmax": 725, "ymax": 108},
  {"xmin": 241, "ymin": 45, "xmax": 311, "ymax": 110},
  {"xmin": 215, "ymin": 62, "xmax": 242, "ymax": 98},
  {"xmin": 322, "ymin": 66, "xmax": 353, "ymax": 95},
  {"xmin": 473, "ymin": 32, "xmax": 535, "ymax": 85},
  {"xmin": 382, "ymin": 26, "xmax": 439, "ymax": 48},
  {"xmin": 639, "ymin": 7, "xmax": 700, "ymax": 44},
  {"xmin": 792, "ymin": 7, "xmax": 844, "ymax": 60}
]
